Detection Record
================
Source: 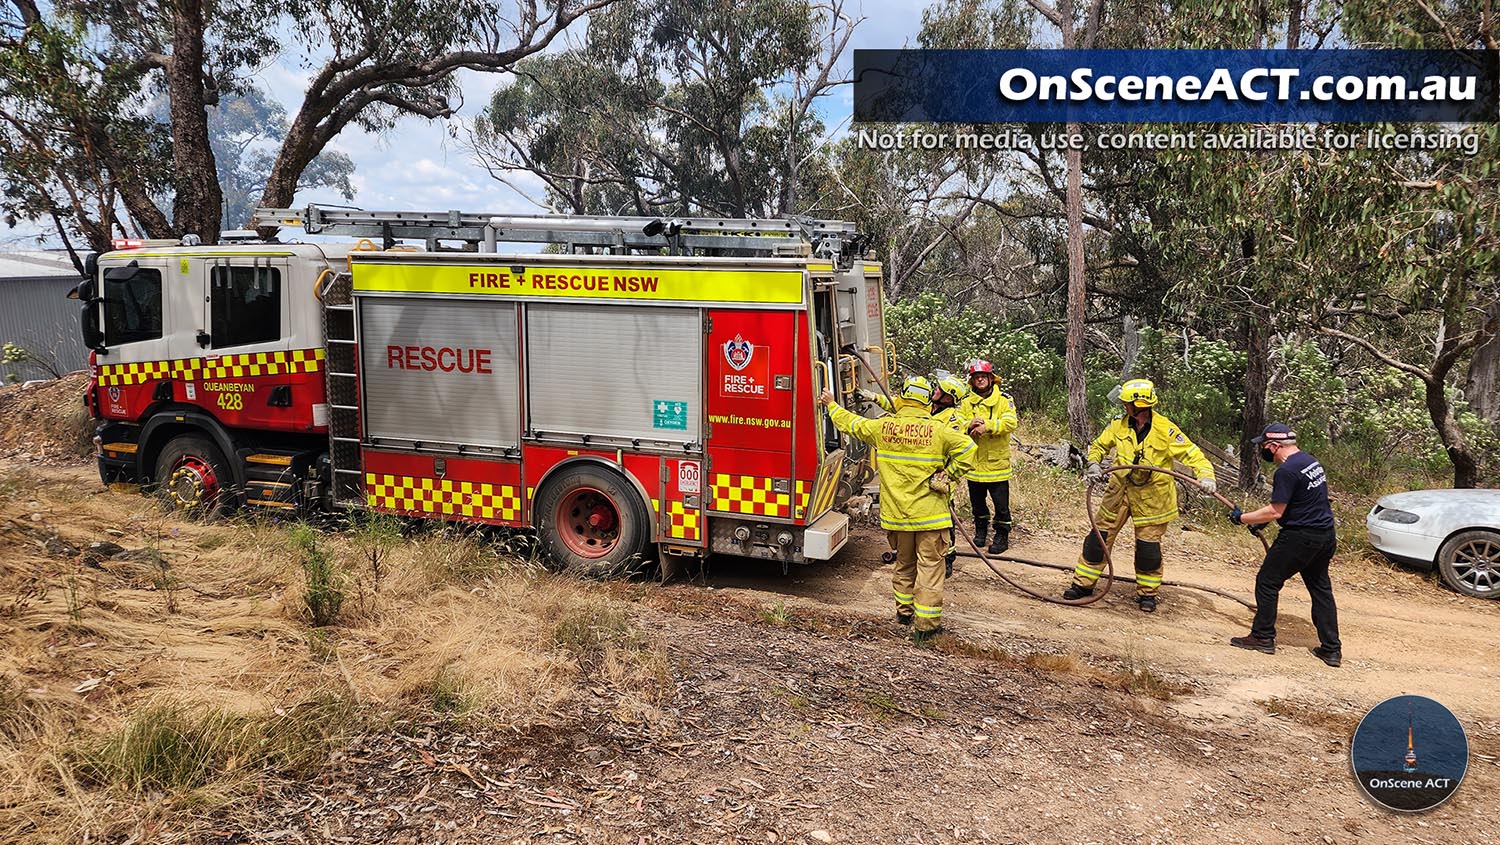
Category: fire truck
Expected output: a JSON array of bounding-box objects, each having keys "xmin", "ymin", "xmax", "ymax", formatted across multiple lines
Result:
[{"xmin": 75, "ymin": 207, "xmax": 891, "ymax": 572}]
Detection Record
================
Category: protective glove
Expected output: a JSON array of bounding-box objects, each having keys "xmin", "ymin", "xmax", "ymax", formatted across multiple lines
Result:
[
  {"xmin": 928, "ymin": 472, "xmax": 951, "ymax": 496},
  {"xmin": 1247, "ymin": 522, "xmax": 1266, "ymax": 537},
  {"xmin": 1227, "ymin": 506, "xmax": 1244, "ymax": 525},
  {"xmin": 1084, "ymin": 462, "xmax": 1104, "ymax": 483},
  {"xmin": 1199, "ymin": 477, "xmax": 1217, "ymax": 495},
  {"xmin": 856, "ymin": 388, "xmax": 880, "ymax": 403}
]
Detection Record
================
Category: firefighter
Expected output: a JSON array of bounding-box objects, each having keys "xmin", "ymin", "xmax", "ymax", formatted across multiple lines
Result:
[
  {"xmin": 932, "ymin": 374, "xmax": 969, "ymax": 576},
  {"xmin": 960, "ymin": 360, "xmax": 1019, "ymax": 554},
  {"xmin": 1061, "ymin": 378, "xmax": 1215, "ymax": 612},
  {"xmin": 821, "ymin": 376, "xmax": 976, "ymax": 642}
]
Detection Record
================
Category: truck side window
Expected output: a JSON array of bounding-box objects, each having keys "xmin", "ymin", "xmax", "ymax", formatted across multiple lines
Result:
[
  {"xmin": 210, "ymin": 266, "xmax": 281, "ymax": 348},
  {"xmin": 103, "ymin": 268, "xmax": 164, "ymax": 345}
]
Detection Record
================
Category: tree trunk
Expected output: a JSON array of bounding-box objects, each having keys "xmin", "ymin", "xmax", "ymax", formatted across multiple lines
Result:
[
  {"xmin": 1120, "ymin": 314, "xmax": 1140, "ymax": 376},
  {"xmin": 166, "ymin": 0, "xmax": 222, "ymax": 242},
  {"xmin": 1064, "ymin": 131, "xmax": 1089, "ymax": 446},
  {"xmin": 1239, "ymin": 314, "xmax": 1269, "ymax": 490},
  {"xmin": 1425, "ymin": 377, "xmax": 1479, "ymax": 487},
  {"xmin": 1464, "ymin": 300, "xmax": 1500, "ymax": 422}
]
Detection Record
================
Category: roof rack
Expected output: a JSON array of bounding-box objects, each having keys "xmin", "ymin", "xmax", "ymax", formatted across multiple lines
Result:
[{"xmin": 251, "ymin": 206, "xmax": 866, "ymax": 267}]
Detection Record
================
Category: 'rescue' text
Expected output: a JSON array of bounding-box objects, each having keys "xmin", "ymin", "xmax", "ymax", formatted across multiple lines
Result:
[{"xmin": 386, "ymin": 345, "xmax": 494, "ymax": 374}]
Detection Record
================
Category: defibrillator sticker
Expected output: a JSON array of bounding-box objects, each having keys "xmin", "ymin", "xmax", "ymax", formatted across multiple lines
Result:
[{"xmin": 653, "ymin": 400, "xmax": 689, "ymax": 430}]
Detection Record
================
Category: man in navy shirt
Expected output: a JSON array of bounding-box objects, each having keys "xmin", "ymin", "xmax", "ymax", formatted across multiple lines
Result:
[{"xmin": 1226, "ymin": 423, "xmax": 1342, "ymax": 667}]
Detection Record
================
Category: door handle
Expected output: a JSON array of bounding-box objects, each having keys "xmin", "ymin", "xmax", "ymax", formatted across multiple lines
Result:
[{"xmin": 196, "ymin": 331, "xmax": 211, "ymax": 347}]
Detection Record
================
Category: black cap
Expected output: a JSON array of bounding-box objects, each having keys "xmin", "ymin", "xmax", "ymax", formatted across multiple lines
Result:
[{"xmin": 1251, "ymin": 422, "xmax": 1296, "ymax": 444}]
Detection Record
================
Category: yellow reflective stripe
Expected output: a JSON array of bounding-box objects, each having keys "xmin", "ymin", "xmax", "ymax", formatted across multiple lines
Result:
[
  {"xmin": 875, "ymin": 450, "xmax": 943, "ymax": 464},
  {"xmin": 893, "ymin": 590, "xmax": 914, "ymax": 603},
  {"xmin": 954, "ymin": 441, "xmax": 976, "ymax": 456},
  {"xmin": 881, "ymin": 514, "xmax": 953, "ymax": 529},
  {"xmin": 1130, "ymin": 512, "xmax": 1177, "ymax": 526},
  {"xmin": 352, "ymin": 261, "xmax": 805, "ymax": 304},
  {"xmin": 966, "ymin": 470, "xmax": 1013, "ymax": 481},
  {"xmin": 1074, "ymin": 563, "xmax": 1104, "ymax": 578},
  {"xmin": 1135, "ymin": 575, "xmax": 1163, "ymax": 585},
  {"xmin": 914, "ymin": 604, "xmax": 943, "ymax": 617}
]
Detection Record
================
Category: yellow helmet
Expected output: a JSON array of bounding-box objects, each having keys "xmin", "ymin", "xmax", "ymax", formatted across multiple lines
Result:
[
  {"xmin": 900, "ymin": 375, "xmax": 933, "ymax": 404},
  {"xmin": 936, "ymin": 374, "xmax": 968, "ymax": 403},
  {"xmin": 1119, "ymin": 378, "xmax": 1158, "ymax": 408}
]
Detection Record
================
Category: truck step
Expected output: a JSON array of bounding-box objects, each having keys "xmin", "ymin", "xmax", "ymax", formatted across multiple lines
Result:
[{"xmin": 245, "ymin": 452, "xmax": 294, "ymax": 466}]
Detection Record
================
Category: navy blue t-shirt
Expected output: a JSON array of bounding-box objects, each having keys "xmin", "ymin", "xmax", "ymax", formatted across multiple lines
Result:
[{"xmin": 1271, "ymin": 450, "xmax": 1335, "ymax": 530}]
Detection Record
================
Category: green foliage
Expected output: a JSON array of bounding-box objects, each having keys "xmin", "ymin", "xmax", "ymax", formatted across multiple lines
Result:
[
  {"xmin": 1125, "ymin": 328, "xmax": 1247, "ymax": 438},
  {"xmin": 885, "ymin": 292, "xmax": 1061, "ymax": 408},
  {"xmin": 292, "ymin": 525, "xmax": 345, "ymax": 628}
]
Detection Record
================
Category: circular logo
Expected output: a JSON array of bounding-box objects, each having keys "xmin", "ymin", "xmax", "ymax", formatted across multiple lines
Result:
[{"xmin": 1351, "ymin": 695, "xmax": 1468, "ymax": 812}]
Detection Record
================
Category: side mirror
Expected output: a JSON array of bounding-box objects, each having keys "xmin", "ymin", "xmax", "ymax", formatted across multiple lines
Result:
[
  {"xmin": 70, "ymin": 277, "xmax": 96, "ymax": 302},
  {"xmin": 80, "ymin": 302, "xmax": 104, "ymax": 350}
]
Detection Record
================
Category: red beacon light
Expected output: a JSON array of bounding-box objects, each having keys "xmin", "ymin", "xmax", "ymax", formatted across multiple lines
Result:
[{"xmin": 111, "ymin": 238, "xmax": 144, "ymax": 250}]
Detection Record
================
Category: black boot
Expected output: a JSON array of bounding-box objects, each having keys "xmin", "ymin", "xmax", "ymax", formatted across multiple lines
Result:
[
  {"xmin": 944, "ymin": 550, "xmax": 956, "ymax": 578},
  {"xmin": 1062, "ymin": 584, "xmax": 1093, "ymax": 600},
  {"xmin": 974, "ymin": 519, "xmax": 989, "ymax": 549},
  {"xmin": 988, "ymin": 527, "xmax": 1009, "ymax": 555}
]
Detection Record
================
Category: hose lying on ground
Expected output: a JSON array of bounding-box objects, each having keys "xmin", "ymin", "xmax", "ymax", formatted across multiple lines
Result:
[{"xmin": 953, "ymin": 463, "xmax": 1262, "ymax": 609}]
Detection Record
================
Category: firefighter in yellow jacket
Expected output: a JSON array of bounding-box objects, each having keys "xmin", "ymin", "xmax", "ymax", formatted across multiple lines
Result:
[
  {"xmin": 1062, "ymin": 378, "xmax": 1216, "ymax": 612},
  {"xmin": 960, "ymin": 360, "xmax": 1019, "ymax": 554},
  {"xmin": 822, "ymin": 376, "xmax": 976, "ymax": 641}
]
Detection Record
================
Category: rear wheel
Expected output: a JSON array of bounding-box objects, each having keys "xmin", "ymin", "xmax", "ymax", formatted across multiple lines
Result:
[
  {"xmin": 534, "ymin": 465, "xmax": 652, "ymax": 577},
  {"xmin": 154, "ymin": 435, "xmax": 234, "ymax": 518},
  {"xmin": 1437, "ymin": 529, "xmax": 1500, "ymax": 599}
]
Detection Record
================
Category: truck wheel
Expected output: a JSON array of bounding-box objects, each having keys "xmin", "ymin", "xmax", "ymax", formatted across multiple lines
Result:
[
  {"xmin": 534, "ymin": 466, "xmax": 652, "ymax": 577},
  {"xmin": 1437, "ymin": 529, "xmax": 1500, "ymax": 599},
  {"xmin": 154, "ymin": 435, "xmax": 234, "ymax": 518}
]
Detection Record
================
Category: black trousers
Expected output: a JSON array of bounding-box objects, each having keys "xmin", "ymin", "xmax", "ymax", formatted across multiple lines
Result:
[
  {"xmin": 968, "ymin": 480, "xmax": 1012, "ymax": 530},
  {"xmin": 1251, "ymin": 526, "xmax": 1341, "ymax": 651}
]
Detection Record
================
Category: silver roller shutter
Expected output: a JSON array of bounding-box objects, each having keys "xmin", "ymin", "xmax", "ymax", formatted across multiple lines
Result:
[
  {"xmin": 359, "ymin": 297, "xmax": 520, "ymax": 449},
  {"xmin": 527, "ymin": 304, "xmax": 700, "ymax": 445}
]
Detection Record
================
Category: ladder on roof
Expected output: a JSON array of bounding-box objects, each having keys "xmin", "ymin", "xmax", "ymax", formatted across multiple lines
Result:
[{"xmin": 251, "ymin": 206, "xmax": 866, "ymax": 267}]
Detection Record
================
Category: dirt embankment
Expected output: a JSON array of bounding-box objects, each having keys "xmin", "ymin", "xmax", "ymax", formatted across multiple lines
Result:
[{"xmin": 0, "ymin": 373, "xmax": 93, "ymax": 464}]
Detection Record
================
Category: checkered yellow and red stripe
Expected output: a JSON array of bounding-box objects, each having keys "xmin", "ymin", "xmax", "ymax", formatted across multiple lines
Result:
[
  {"xmin": 98, "ymin": 348, "xmax": 325, "ymax": 386},
  {"xmin": 666, "ymin": 500, "xmax": 701, "ymax": 541},
  {"xmin": 711, "ymin": 473, "xmax": 801, "ymax": 518},
  {"xmin": 365, "ymin": 472, "xmax": 521, "ymax": 522}
]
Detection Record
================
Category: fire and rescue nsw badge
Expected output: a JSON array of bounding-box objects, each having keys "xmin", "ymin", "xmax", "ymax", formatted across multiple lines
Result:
[{"xmin": 720, "ymin": 334, "xmax": 768, "ymax": 400}]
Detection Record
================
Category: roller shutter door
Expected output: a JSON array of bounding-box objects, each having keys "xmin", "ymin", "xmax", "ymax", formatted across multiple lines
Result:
[{"xmin": 526, "ymin": 304, "xmax": 700, "ymax": 446}]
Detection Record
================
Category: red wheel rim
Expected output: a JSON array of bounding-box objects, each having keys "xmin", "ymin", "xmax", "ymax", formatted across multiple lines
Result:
[
  {"xmin": 166, "ymin": 455, "xmax": 219, "ymax": 510},
  {"xmin": 555, "ymin": 486, "xmax": 622, "ymax": 558}
]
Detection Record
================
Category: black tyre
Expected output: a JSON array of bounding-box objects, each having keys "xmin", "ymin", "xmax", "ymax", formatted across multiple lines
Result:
[
  {"xmin": 533, "ymin": 465, "xmax": 653, "ymax": 577},
  {"xmin": 153, "ymin": 435, "xmax": 234, "ymax": 518},
  {"xmin": 1436, "ymin": 529, "xmax": 1500, "ymax": 599}
]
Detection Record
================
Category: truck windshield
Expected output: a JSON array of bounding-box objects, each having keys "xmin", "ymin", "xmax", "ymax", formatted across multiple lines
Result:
[{"xmin": 103, "ymin": 268, "xmax": 164, "ymax": 345}]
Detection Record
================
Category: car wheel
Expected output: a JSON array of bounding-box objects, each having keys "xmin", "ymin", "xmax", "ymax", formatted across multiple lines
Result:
[
  {"xmin": 1436, "ymin": 529, "xmax": 1500, "ymax": 599},
  {"xmin": 533, "ymin": 465, "xmax": 653, "ymax": 577}
]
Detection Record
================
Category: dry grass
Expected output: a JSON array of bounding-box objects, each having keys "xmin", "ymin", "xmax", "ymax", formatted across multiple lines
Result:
[{"xmin": 0, "ymin": 465, "xmax": 667, "ymax": 844}]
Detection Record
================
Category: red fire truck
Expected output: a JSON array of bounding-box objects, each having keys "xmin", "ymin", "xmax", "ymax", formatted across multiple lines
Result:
[{"xmin": 76, "ymin": 208, "xmax": 891, "ymax": 572}]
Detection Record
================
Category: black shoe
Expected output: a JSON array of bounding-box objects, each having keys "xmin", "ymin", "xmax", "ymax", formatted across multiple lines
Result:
[
  {"xmin": 974, "ymin": 529, "xmax": 989, "ymax": 549},
  {"xmin": 912, "ymin": 626, "xmax": 943, "ymax": 644},
  {"xmin": 1137, "ymin": 595, "xmax": 1157, "ymax": 613},
  {"xmin": 1230, "ymin": 635, "xmax": 1276, "ymax": 654},
  {"xmin": 896, "ymin": 612, "xmax": 914, "ymax": 626},
  {"xmin": 988, "ymin": 534, "xmax": 1008, "ymax": 555},
  {"xmin": 1311, "ymin": 646, "xmax": 1342, "ymax": 668},
  {"xmin": 1062, "ymin": 584, "xmax": 1093, "ymax": 601}
]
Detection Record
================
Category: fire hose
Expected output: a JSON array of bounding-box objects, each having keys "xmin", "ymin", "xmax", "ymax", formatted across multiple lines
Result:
[
  {"xmin": 952, "ymin": 464, "xmax": 1265, "ymax": 610},
  {"xmin": 839, "ymin": 349, "xmax": 1262, "ymax": 611}
]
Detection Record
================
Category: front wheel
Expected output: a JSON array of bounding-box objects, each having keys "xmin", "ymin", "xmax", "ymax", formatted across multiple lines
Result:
[
  {"xmin": 1436, "ymin": 529, "xmax": 1500, "ymax": 599},
  {"xmin": 533, "ymin": 466, "xmax": 652, "ymax": 577},
  {"xmin": 153, "ymin": 435, "xmax": 234, "ymax": 518}
]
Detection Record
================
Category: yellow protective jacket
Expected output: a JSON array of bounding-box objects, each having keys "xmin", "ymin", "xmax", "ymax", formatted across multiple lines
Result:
[
  {"xmin": 960, "ymin": 389, "xmax": 1018, "ymax": 482},
  {"xmin": 828, "ymin": 401, "xmax": 976, "ymax": 531},
  {"xmin": 1087, "ymin": 410, "xmax": 1215, "ymax": 526}
]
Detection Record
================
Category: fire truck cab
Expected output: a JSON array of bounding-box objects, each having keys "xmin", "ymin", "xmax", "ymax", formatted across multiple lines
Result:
[{"xmin": 78, "ymin": 208, "xmax": 892, "ymax": 574}]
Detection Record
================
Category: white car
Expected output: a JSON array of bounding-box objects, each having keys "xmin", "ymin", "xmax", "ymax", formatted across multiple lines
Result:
[{"xmin": 1366, "ymin": 489, "xmax": 1500, "ymax": 598}]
